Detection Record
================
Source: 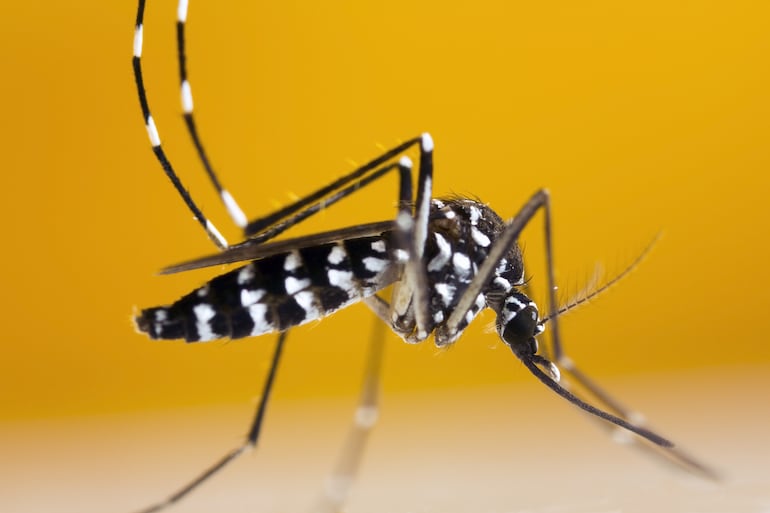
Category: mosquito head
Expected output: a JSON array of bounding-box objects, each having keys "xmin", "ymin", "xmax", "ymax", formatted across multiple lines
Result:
[{"xmin": 495, "ymin": 292, "xmax": 545, "ymax": 357}]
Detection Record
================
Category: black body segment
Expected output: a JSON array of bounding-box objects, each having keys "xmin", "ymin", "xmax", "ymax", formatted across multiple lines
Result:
[{"xmin": 137, "ymin": 234, "xmax": 399, "ymax": 342}]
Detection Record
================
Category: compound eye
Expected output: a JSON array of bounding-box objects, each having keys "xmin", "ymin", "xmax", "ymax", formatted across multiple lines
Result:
[{"xmin": 501, "ymin": 305, "xmax": 539, "ymax": 346}]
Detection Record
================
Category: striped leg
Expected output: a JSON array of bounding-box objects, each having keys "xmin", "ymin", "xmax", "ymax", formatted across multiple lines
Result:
[
  {"xmin": 389, "ymin": 133, "xmax": 435, "ymax": 342},
  {"xmin": 133, "ymin": 0, "xmax": 228, "ymax": 249},
  {"xmin": 132, "ymin": 332, "xmax": 287, "ymax": 513},
  {"xmin": 136, "ymin": 0, "xmax": 428, "ymax": 250},
  {"xmin": 175, "ymin": 0, "xmax": 248, "ymax": 230},
  {"xmin": 311, "ymin": 318, "xmax": 386, "ymax": 513}
]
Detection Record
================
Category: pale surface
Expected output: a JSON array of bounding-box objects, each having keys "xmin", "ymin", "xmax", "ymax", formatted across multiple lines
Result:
[{"xmin": 2, "ymin": 365, "xmax": 768, "ymax": 513}]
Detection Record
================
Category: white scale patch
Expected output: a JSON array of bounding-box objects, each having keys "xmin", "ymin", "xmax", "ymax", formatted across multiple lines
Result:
[
  {"xmin": 205, "ymin": 220, "xmax": 228, "ymax": 249},
  {"xmin": 435, "ymin": 282, "xmax": 456, "ymax": 307},
  {"xmin": 237, "ymin": 265, "xmax": 255, "ymax": 285},
  {"xmin": 145, "ymin": 115, "xmax": 160, "ymax": 147},
  {"xmin": 196, "ymin": 284, "xmax": 209, "ymax": 297},
  {"xmin": 362, "ymin": 256, "xmax": 387, "ymax": 273},
  {"xmin": 393, "ymin": 248, "xmax": 409, "ymax": 263},
  {"xmin": 328, "ymin": 244, "xmax": 347, "ymax": 265},
  {"xmin": 433, "ymin": 310, "xmax": 444, "ymax": 323},
  {"xmin": 328, "ymin": 269, "xmax": 356, "ymax": 295},
  {"xmin": 427, "ymin": 232, "xmax": 451, "ymax": 272},
  {"xmin": 471, "ymin": 226, "xmax": 491, "ymax": 247},
  {"xmin": 421, "ymin": 132, "xmax": 434, "ymax": 153},
  {"xmin": 285, "ymin": 276, "xmax": 311, "ymax": 295},
  {"xmin": 177, "ymin": 0, "xmax": 189, "ymax": 22},
  {"xmin": 193, "ymin": 303, "xmax": 217, "ymax": 341},
  {"xmin": 133, "ymin": 25, "xmax": 144, "ymax": 58},
  {"xmin": 452, "ymin": 252, "xmax": 472, "ymax": 277},
  {"xmin": 293, "ymin": 290, "xmax": 320, "ymax": 320},
  {"xmin": 247, "ymin": 303, "xmax": 272, "ymax": 336},
  {"xmin": 181, "ymin": 80, "xmax": 193, "ymax": 114},
  {"xmin": 469, "ymin": 205, "xmax": 481, "ymax": 225},
  {"xmin": 370, "ymin": 240, "xmax": 386, "ymax": 253},
  {"xmin": 494, "ymin": 276, "xmax": 511, "ymax": 290},
  {"xmin": 241, "ymin": 288, "xmax": 265, "ymax": 307},
  {"xmin": 221, "ymin": 189, "xmax": 247, "ymax": 228},
  {"xmin": 284, "ymin": 251, "xmax": 302, "ymax": 271}
]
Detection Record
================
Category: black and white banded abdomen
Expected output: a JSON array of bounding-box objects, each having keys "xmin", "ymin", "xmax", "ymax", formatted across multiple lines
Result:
[{"xmin": 136, "ymin": 236, "xmax": 398, "ymax": 342}]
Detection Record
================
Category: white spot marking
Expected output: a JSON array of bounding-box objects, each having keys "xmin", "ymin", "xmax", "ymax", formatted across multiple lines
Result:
[
  {"xmin": 293, "ymin": 290, "xmax": 320, "ymax": 320},
  {"xmin": 324, "ymin": 475, "xmax": 353, "ymax": 504},
  {"xmin": 237, "ymin": 265, "xmax": 255, "ymax": 285},
  {"xmin": 328, "ymin": 244, "xmax": 346, "ymax": 265},
  {"xmin": 452, "ymin": 252, "xmax": 472, "ymax": 277},
  {"xmin": 435, "ymin": 282, "xmax": 455, "ymax": 307},
  {"xmin": 177, "ymin": 0, "xmax": 189, "ymax": 22},
  {"xmin": 247, "ymin": 303, "xmax": 272, "ymax": 335},
  {"xmin": 471, "ymin": 226, "xmax": 491, "ymax": 247},
  {"xmin": 154, "ymin": 309, "xmax": 167, "ymax": 322},
  {"xmin": 396, "ymin": 211, "xmax": 413, "ymax": 231},
  {"xmin": 414, "ymin": 176, "xmax": 431, "ymax": 257},
  {"xmin": 283, "ymin": 251, "xmax": 302, "ymax": 271},
  {"xmin": 433, "ymin": 310, "xmax": 444, "ymax": 323},
  {"xmin": 547, "ymin": 362, "xmax": 561, "ymax": 382},
  {"xmin": 285, "ymin": 277, "xmax": 310, "ymax": 295},
  {"xmin": 431, "ymin": 198, "xmax": 445, "ymax": 208},
  {"xmin": 469, "ymin": 205, "xmax": 481, "ymax": 226},
  {"xmin": 192, "ymin": 303, "xmax": 216, "ymax": 341},
  {"xmin": 494, "ymin": 276, "xmax": 511, "ymax": 290},
  {"xmin": 133, "ymin": 25, "xmax": 143, "ymax": 58},
  {"xmin": 205, "ymin": 220, "xmax": 228, "ymax": 249},
  {"xmin": 427, "ymin": 232, "xmax": 452, "ymax": 272},
  {"xmin": 371, "ymin": 240, "xmax": 386, "ymax": 253},
  {"xmin": 355, "ymin": 405, "xmax": 379, "ymax": 428},
  {"xmin": 196, "ymin": 284, "xmax": 209, "ymax": 297},
  {"xmin": 362, "ymin": 256, "xmax": 387, "ymax": 273},
  {"xmin": 181, "ymin": 80, "xmax": 194, "ymax": 114},
  {"xmin": 465, "ymin": 310, "xmax": 475, "ymax": 325},
  {"xmin": 241, "ymin": 288, "xmax": 265, "ymax": 307},
  {"xmin": 393, "ymin": 249, "xmax": 409, "ymax": 263},
  {"xmin": 145, "ymin": 115, "xmax": 160, "ymax": 147},
  {"xmin": 421, "ymin": 132, "xmax": 434, "ymax": 153},
  {"xmin": 328, "ymin": 269, "xmax": 356, "ymax": 293},
  {"xmin": 399, "ymin": 155, "xmax": 413, "ymax": 169},
  {"xmin": 221, "ymin": 189, "xmax": 247, "ymax": 228}
]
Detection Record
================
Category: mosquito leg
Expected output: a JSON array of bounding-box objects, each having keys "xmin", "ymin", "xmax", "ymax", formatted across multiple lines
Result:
[
  {"xmin": 175, "ymin": 0, "xmax": 248, "ymax": 229},
  {"xmin": 558, "ymin": 357, "xmax": 719, "ymax": 478},
  {"xmin": 133, "ymin": 0, "xmax": 228, "ymax": 249},
  {"xmin": 244, "ymin": 137, "xmax": 423, "ymax": 239},
  {"xmin": 132, "ymin": 332, "xmax": 287, "ymax": 513},
  {"xmin": 311, "ymin": 318, "xmax": 386, "ymax": 513},
  {"xmin": 244, "ymin": 153, "xmax": 416, "ymax": 246},
  {"xmin": 390, "ymin": 134, "xmax": 435, "ymax": 342}
]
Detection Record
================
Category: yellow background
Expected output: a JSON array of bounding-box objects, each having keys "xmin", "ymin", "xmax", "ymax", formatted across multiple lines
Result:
[{"xmin": 1, "ymin": 2, "xmax": 769, "ymax": 512}]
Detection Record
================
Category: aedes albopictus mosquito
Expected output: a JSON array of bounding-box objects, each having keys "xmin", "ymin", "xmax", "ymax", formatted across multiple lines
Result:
[{"xmin": 131, "ymin": 1, "xmax": 714, "ymax": 512}]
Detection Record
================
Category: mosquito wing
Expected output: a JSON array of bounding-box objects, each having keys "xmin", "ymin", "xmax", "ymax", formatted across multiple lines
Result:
[{"xmin": 160, "ymin": 220, "xmax": 397, "ymax": 274}]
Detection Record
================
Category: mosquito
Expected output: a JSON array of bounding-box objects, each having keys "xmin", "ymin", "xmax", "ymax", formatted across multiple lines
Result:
[{"xmin": 131, "ymin": 1, "xmax": 714, "ymax": 512}]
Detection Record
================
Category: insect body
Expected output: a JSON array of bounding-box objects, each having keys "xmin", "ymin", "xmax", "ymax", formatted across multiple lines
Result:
[
  {"xmin": 137, "ymin": 198, "xmax": 525, "ymax": 347},
  {"xmin": 131, "ymin": 1, "xmax": 714, "ymax": 512}
]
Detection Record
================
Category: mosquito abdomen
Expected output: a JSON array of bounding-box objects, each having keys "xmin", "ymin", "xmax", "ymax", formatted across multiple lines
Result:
[{"xmin": 136, "ymin": 235, "xmax": 398, "ymax": 342}]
